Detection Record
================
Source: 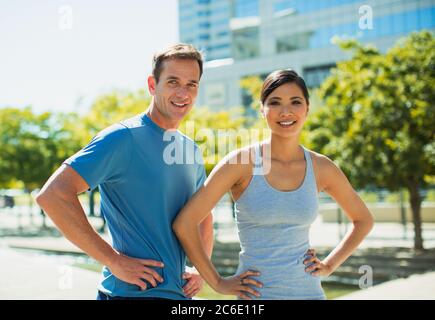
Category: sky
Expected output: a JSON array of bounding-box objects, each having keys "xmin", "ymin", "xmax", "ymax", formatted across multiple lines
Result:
[{"xmin": 0, "ymin": 0, "xmax": 179, "ymax": 114}]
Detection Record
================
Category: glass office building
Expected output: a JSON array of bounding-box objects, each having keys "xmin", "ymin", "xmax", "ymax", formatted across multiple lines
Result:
[{"xmin": 179, "ymin": 0, "xmax": 435, "ymax": 109}]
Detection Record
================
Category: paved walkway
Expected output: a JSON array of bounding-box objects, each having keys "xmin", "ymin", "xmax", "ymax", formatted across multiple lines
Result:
[
  {"xmin": 3, "ymin": 205, "xmax": 435, "ymax": 249},
  {"xmin": 1, "ymin": 245, "xmax": 434, "ymax": 300},
  {"xmin": 0, "ymin": 247, "xmax": 100, "ymax": 300},
  {"xmin": 1, "ymin": 205, "xmax": 435, "ymax": 300},
  {"xmin": 338, "ymin": 271, "xmax": 435, "ymax": 300}
]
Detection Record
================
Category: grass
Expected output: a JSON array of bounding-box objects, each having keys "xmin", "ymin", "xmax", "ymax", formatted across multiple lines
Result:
[
  {"xmin": 73, "ymin": 262, "xmax": 103, "ymax": 273},
  {"xmin": 196, "ymin": 283, "xmax": 236, "ymax": 300},
  {"xmin": 322, "ymin": 282, "xmax": 359, "ymax": 300}
]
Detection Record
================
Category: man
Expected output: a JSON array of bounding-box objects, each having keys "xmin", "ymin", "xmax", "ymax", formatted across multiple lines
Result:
[{"xmin": 36, "ymin": 44, "xmax": 213, "ymax": 300}]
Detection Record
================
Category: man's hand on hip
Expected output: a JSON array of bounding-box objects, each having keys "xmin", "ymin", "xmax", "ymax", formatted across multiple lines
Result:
[{"xmin": 108, "ymin": 252, "xmax": 164, "ymax": 291}]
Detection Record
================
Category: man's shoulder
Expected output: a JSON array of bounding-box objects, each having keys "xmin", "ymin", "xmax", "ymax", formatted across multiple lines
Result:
[
  {"xmin": 119, "ymin": 113, "xmax": 145, "ymax": 130},
  {"xmin": 97, "ymin": 114, "xmax": 145, "ymax": 140},
  {"xmin": 171, "ymin": 131, "xmax": 202, "ymax": 154},
  {"xmin": 178, "ymin": 132, "xmax": 197, "ymax": 146},
  {"xmin": 98, "ymin": 122, "xmax": 130, "ymax": 142}
]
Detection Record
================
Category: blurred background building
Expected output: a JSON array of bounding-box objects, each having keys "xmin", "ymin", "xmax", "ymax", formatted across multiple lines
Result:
[{"xmin": 178, "ymin": 0, "xmax": 435, "ymax": 110}]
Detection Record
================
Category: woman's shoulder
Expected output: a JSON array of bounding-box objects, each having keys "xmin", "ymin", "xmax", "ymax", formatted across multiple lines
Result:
[
  {"xmin": 305, "ymin": 148, "xmax": 344, "ymax": 189},
  {"xmin": 305, "ymin": 147, "xmax": 338, "ymax": 174},
  {"xmin": 214, "ymin": 144, "xmax": 256, "ymax": 182},
  {"xmin": 304, "ymin": 148, "xmax": 335, "ymax": 169},
  {"xmin": 222, "ymin": 144, "xmax": 256, "ymax": 166}
]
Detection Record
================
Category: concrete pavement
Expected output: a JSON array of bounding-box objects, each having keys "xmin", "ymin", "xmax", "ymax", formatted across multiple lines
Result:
[
  {"xmin": 1, "ymin": 244, "xmax": 434, "ymax": 300},
  {"xmin": 338, "ymin": 271, "xmax": 435, "ymax": 300},
  {"xmin": 0, "ymin": 247, "xmax": 100, "ymax": 300}
]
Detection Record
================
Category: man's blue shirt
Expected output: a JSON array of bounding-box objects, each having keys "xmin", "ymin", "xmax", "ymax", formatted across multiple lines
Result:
[{"xmin": 65, "ymin": 113, "xmax": 206, "ymax": 299}]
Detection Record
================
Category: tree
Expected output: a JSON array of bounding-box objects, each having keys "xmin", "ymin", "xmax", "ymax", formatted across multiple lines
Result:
[
  {"xmin": 81, "ymin": 89, "xmax": 151, "ymax": 143},
  {"xmin": 0, "ymin": 108, "xmax": 58, "ymax": 191},
  {"xmin": 307, "ymin": 31, "xmax": 435, "ymax": 250},
  {"xmin": 179, "ymin": 107, "xmax": 249, "ymax": 175},
  {"xmin": 240, "ymin": 75, "xmax": 264, "ymax": 112},
  {"xmin": 0, "ymin": 107, "xmax": 85, "ymax": 223}
]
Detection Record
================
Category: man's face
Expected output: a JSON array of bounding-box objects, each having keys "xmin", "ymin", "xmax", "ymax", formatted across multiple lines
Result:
[{"xmin": 148, "ymin": 58, "xmax": 200, "ymax": 126}]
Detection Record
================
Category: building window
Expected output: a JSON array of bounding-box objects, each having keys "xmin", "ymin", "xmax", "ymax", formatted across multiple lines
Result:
[
  {"xmin": 198, "ymin": 34, "xmax": 210, "ymax": 41},
  {"xmin": 234, "ymin": 0, "xmax": 259, "ymax": 18},
  {"xmin": 204, "ymin": 82, "xmax": 226, "ymax": 107},
  {"xmin": 217, "ymin": 31, "xmax": 230, "ymax": 37},
  {"xmin": 305, "ymin": 7, "xmax": 435, "ymax": 50},
  {"xmin": 197, "ymin": 10, "xmax": 210, "ymax": 17},
  {"xmin": 303, "ymin": 64, "xmax": 335, "ymax": 88},
  {"xmin": 232, "ymin": 27, "xmax": 259, "ymax": 59},
  {"xmin": 274, "ymin": 0, "xmax": 360, "ymax": 14},
  {"xmin": 276, "ymin": 32, "xmax": 312, "ymax": 52},
  {"xmin": 199, "ymin": 22, "xmax": 210, "ymax": 29}
]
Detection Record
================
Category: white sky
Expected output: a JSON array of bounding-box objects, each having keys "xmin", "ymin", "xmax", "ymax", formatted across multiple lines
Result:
[{"xmin": 0, "ymin": 0, "xmax": 179, "ymax": 114}]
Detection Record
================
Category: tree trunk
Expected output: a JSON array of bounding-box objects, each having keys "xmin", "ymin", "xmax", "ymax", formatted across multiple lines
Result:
[
  {"xmin": 40, "ymin": 208, "xmax": 47, "ymax": 229},
  {"xmin": 89, "ymin": 189, "xmax": 95, "ymax": 217},
  {"xmin": 28, "ymin": 189, "xmax": 34, "ymax": 226},
  {"xmin": 407, "ymin": 181, "xmax": 424, "ymax": 250}
]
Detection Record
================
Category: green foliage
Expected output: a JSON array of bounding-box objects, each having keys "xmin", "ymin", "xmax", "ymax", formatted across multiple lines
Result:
[
  {"xmin": 0, "ymin": 108, "xmax": 60, "ymax": 190},
  {"xmin": 307, "ymin": 31, "xmax": 435, "ymax": 190},
  {"xmin": 239, "ymin": 75, "xmax": 263, "ymax": 111},
  {"xmin": 180, "ymin": 107, "xmax": 255, "ymax": 175},
  {"xmin": 81, "ymin": 89, "xmax": 151, "ymax": 144},
  {"xmin": 306, "ymin": 31, "xmax": 435, "ymax": 249}
]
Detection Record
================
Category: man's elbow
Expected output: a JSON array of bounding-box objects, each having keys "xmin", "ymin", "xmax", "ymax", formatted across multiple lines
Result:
[
  {"xmin": 34, "ymin": 189, "xmax": 52, "ymax": 210},
  {"xmin": 35, "ymin": 186, "xmax": 63, "ymax": 211}
]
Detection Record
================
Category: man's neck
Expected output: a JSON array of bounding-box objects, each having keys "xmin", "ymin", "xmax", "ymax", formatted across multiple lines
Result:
[{"xmin": 146, "ymin": 103, "xmax": 179, "ymax": 131}]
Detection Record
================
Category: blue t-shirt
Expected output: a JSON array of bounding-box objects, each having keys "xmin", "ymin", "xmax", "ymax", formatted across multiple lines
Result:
[{"xmin": 64, "ymin": 113, "xmax": 206, "ymax": 299}]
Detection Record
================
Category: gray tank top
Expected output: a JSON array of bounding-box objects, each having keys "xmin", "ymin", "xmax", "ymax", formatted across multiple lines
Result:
[{"xmin": 233, "ymin": 143, "xmax": 325, "ymax": 299}]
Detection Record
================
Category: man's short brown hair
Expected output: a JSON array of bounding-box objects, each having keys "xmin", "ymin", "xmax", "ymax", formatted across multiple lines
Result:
[{"xmin": 152, "ymin": 43, "xmax": 204, "ymax": 83}]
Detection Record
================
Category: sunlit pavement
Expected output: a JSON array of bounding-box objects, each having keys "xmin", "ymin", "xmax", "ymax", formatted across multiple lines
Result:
[
  {"xmin": 1, "ymin": 205, "xmax": 435, "ymax": 300},
  {"xmin": 2, "ymin": 204, "xmax": 435, "ymax": 249},
  {"xmin": 1, "ymin": 245, "xmax": 434, "ymax": 300},
  {"xmin": 338, "ymin": 271, "xmax": 435, "ymax": 300},
  {"xmin": 0, "ymin": 247, "xmax": 100, "ymax": 300}
]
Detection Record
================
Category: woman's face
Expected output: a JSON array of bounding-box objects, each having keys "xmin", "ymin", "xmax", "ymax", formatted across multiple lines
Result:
[{"xmin": 261, "ymin": 82, "xmax": 309, "ymax": 139}]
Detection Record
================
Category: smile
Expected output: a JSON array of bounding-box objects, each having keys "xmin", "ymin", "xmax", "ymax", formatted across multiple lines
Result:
[
  {"xmin": 171, "ymin": 101, "xmax": 188, "ymax": 108},
  {"xmin": 277, "ymin": 120, "xmax": 297, "ymax": 128}
]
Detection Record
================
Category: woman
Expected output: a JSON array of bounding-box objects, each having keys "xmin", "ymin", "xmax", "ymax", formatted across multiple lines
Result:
[{"xmin": 173, "ymin": 69, "xmax": 374, "ymax": 300}]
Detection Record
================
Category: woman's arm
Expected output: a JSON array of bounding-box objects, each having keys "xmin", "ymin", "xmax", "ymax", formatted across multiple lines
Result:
[
  {"xmin": 173, "ymin": 149, "xmax": 262, "ymax": 299},
  {"xmin": 306, "ymin": 154, "xmax": 374, "ymax": 276}
]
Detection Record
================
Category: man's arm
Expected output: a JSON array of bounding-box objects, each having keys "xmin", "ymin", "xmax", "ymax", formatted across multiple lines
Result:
[{"xmin": 36, "ymin": 164, "xmax": 164, "ymax": 290}]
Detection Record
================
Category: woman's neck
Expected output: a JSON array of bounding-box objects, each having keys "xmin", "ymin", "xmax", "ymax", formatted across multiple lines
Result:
[{"xmin": 263, "ymin": 134, "xmax": 303, "ymax": 162}]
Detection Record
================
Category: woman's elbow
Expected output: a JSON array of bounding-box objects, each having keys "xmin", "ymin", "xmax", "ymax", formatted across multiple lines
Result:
[
  {"xmin": 172, "ymin": 217, "xmax": 185, "ymax": 237},
  {"xmin": 354, "ymin": 212, "xmax": 374, "ymax": 234},
  {"xmin": 366, "ymin": 214, "xmax": 375, "ymax": 232}
]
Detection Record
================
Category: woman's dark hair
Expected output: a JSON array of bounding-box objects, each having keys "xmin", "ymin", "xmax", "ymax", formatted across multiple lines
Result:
[{"xmin": 260, "ymin": 69, "xmax": 309, "ymax": 105}]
